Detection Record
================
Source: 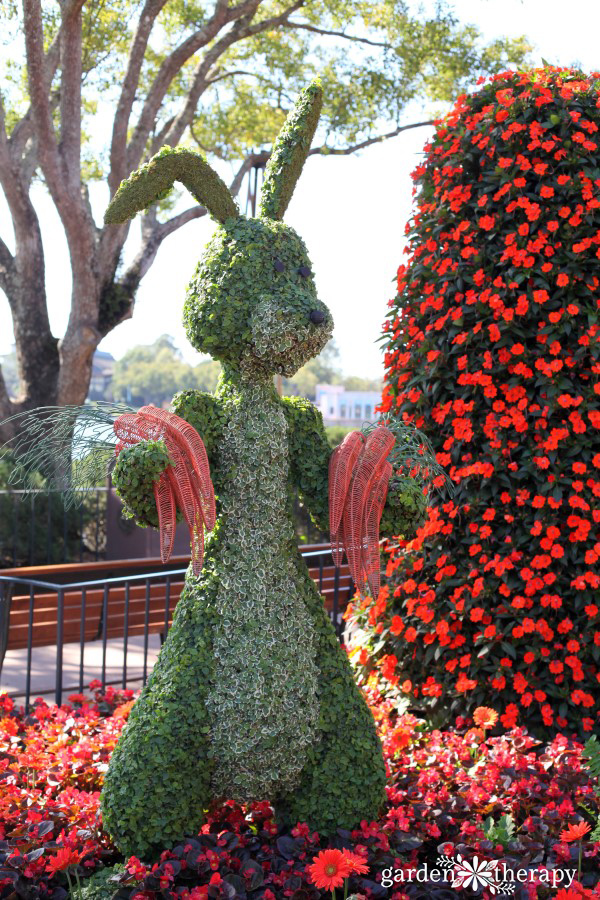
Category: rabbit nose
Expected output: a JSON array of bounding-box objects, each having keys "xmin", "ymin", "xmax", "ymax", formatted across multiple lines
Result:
[{"xmin": 309, "ymin": 309, "xmax": 325, "ymax": 324}]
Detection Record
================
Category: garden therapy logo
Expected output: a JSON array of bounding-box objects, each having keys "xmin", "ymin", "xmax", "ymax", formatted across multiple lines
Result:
[
  {"xmin": 381, "ymin": 854, "xmax": 576, "ymax": 894},
  {"xmin": 439, "ymin": 855, "xmax": 514, "ymax": 894}
]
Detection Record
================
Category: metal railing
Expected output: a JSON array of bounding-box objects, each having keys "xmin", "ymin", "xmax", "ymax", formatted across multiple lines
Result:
[
  {"xmin": 0, "ymin": 487, "xmax": 325, "ymax": 567},
  {"xmin": 0, "ymin": 546, "xmax": 355, "ymax": 711}
]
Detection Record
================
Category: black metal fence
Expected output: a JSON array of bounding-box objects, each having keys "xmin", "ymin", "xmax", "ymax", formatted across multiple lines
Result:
[
  {"xmin": 0, "ymin": 488, "xmax": 108, "ymax": 568},
  {"xmin": 0, "ymin": 546, "xmax": 354, "ymax": 711},
  {"xmin": 0, "ymin": 487, "xmax": 325, "ymax": 567}
]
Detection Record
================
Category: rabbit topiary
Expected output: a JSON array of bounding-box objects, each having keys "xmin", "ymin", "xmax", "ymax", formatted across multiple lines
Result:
[{"xmin": 99, "ymin": 81, "xmax": 428, "ymax": 859}]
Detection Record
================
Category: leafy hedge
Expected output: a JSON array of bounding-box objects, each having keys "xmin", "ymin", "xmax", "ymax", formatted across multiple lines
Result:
[{"xmin": 349, "ymin": 67, "xmax": 600, "ymax": 740}]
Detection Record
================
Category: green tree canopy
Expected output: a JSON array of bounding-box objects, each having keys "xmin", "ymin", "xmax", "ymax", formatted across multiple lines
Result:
[
  {"xmin": 112, "ymin": 335, "xmax": 221, "ymax": 406},
  {"xmin": 110, "ymin": 335, "xmax": 381, "ymax": 404}
]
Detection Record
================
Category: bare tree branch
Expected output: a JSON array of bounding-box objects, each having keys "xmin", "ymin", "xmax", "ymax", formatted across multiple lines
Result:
[
  {"xmin": 205, "ymin": 68, "xmax": 278, "ymax": 85},
  {"xmin": 0, "ymin": 94, "xmax": 44, "ymax": 284},
  {"xmin": 59, "ymin": 0, "xmax": 86, "ymax": 183},
  {"xmin": 22, "ymin": 0, "xmax": 63, "ymax": 189},
  {"xmin": 0, "ymin": 235, "xmax": 15, "ymax": 295},
  {"xmin": 185, "ymin": 121, "xmax": 433, "ymax": 205},
  {"xmin": 283, "ymin": 20, "xmax": 390, "ymax": 48},
  {"xmin": 22, "ymin": 0, "xmax": 105, "ymax": 405},
  {"xmin": 24, "ymin": 0, "xmax": 99, "ymax": 361},
  {"xmin": 162, "ymin": 0, "xmax": 304, "ymax": 148},
  {"xmin": 8, "ymin": 31, "xmax": 61, "ymax": 161},
  {"xmin": 0, "ymin": 94, "xmax": 57, "ymax": 413},
  {"xmin": 229, "ymin": 152, "xmax": 268, "ymax": 196},
  {"xmin": 157, "ymin": 205, "xmax": 209, "ymax": 241},
  {"xmin": 109, "ymin": 0, "xmax": 170, "ymax": 194},
  {"xmin": 120, "ymin": 205, "xmax": 209, "ymax": 295},
  {"xmin": 309, "ymin": 119, "xmax": 435, "ymax": 156},
  {"xmin": 12, "ymin": 92, "xmax": 61, "ymax": 193},
  {"xmin": 0, "ymin": 366, "xmax": 14, "ymax": 428},
  {"xmin": 126, "ymin": 0, "xmax": 263, "ymax": 173},
  {"xmin": 149, "ymin": 115, "xmax": 176, "ymax": 155}
]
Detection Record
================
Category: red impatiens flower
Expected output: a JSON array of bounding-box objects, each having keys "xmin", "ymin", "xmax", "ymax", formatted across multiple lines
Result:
[
  {"xmin": 306, "ymin": 849, "xmax": 351, "ymax": 890},
  {"xmin": 559, "ymin": 821, "xmax": 592, "ymax": 842}
]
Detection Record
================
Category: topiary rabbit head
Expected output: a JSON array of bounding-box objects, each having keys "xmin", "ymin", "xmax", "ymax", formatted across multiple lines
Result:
[{"xmin": 105, "ymin": 81, "xmax": 333, "ymax": 379}]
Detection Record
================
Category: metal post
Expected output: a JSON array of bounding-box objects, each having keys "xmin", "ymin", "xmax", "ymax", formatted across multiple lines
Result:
[
  {"xmin": 95, "ymin": 491, "xmax": 100, "ymax": 561},
  {"xmin": 333, "ymin": 566, "xmax": 340, "ymax": 636},
  {"xmin": 12, "ymin": 493, "xmax": 18, "ymax": 567},
  {"xmin": 79, "ymin": 500, "xmax": 84, "ymax": 562},
  {"xmin": 62, "ymin": 500, "xmax": 68, "ymax": 564},
  {"xmin": 79, "ymin": 589, "xmax": 86, "ymax": 692},
  {"xmin": 163, "ymin": 576, "xmax": 171, "ymax": 643},
  {"xmin": 101, "ymin": 585, "xmax": 108, "ymax": 690},
  {"xmin": 56, "ymin": 589, "xmax": 64, "ymax": 706},
  {"xmin": 29, "ymin": 494, "xmax": 35, "ymax": 565},
  {"xmin": 143, "ymin": 578, "xmax": 150, "ymax": 685},
  {"xmin": 46, "ymin": 494, "xmax": 52, "ymax": 564},
  {"xmin": 123, "ymin": 582, "xmax": 130, "ymax": 689},
  {"xmin": 25, "ymin": 586, "xmax": 34, "ymax": 712}
]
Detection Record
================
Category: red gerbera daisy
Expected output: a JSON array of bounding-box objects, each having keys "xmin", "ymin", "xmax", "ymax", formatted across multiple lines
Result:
[
  {"xmin": 473, "ymin": 707, "xmax": 499, "ymax": 729},
  {"xmin": 46, "ymin": 847, "xmax": 81, "ymax": 876},
  {"xmin": 343, "ymin": 851, "xmax": 370, "ymax": 876},
  {"xmin": 306, "ymin": 849, "xmax": 352, "ymax": 890},
  {"xmin": 559, "ymin": 821, "xmax": 592, "ymax": 842}
]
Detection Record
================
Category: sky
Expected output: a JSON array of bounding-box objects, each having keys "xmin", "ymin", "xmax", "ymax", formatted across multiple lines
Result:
[{"xmin": 1, "ymin": 0, "xmax": 599, "ymax": 379}]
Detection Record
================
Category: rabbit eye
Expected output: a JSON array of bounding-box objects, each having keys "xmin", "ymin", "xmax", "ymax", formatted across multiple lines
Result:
[
  {"xmin": 274, "ymin": 258, "xmax": 285, "ymax": 272},
  {"xmin": 298, "ymin": 266, "xmax": 311, "ymax": 278}
]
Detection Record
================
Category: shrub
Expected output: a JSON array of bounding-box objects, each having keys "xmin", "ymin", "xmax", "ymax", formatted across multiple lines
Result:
[
  {"xmin": 0, "ymin": 454, "xmax": 105, "ymax": 566},
  {"xmin": 349, "ymin": 67, "xmax": 600, "ymax": 740}
]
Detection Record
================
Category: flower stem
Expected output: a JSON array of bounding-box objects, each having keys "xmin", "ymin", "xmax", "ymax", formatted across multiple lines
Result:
[{"xmin": 74, "ymin": 867, "xmax": 83, "ymax": 900}]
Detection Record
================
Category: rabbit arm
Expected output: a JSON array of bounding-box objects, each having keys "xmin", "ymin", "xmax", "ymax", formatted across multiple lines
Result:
[
  {"xmin": 112, "ymin": 439, "xmax": 173, "ymax": 528},
  {"xmin": 379, "ymin": 475, "xmax": 429, "ymax": 541},
  {"xmin": 113, "ymin": 392, "xmax": 222, "ymax": 530},
  {"xmin": 281, "ymin": 395, "xmax": 331, "ymax": 534},
  {"xmin": 171, "ymin": 389, "xmax": 223, "ymax": 471}
]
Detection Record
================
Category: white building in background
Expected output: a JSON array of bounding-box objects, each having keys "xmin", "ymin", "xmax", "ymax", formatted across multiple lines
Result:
[
  {"xmin": 88, "ymin": 350, "xmax": 115, "ymax": 400},
  {"xmin": 315, "ymin": 383, "xmax": 382, "ymax": 427}
]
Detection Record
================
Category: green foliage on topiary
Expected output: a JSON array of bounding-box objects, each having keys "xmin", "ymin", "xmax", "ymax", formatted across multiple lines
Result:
[
  {"xmin": 282, "ymin": 396, "xmax": 332, "ymax": 533},
  {"xmin": 105, "ymin": 146, "xmax": 238, "ymax": 225},
  {"xmin": 112, "ymin": 439, "xmax": 172, "ymax": 528},
  {"xmin": 379, "ymin": 476, "xmax": 428, "ymax": 540},
  {"xmin": 79, "ymin": 865, "xmax": 124, "ymax": 900},
  {"xmin": 259, "ymin": 80, "xmax": 323, "ymax": 221},
  {"xmin": 183, "ymin": 218, "xmax": 330, "ymax": 376},
  {"xmin": 101, "ymin": 81, "xmax": 426, "ymax": 859},
  {"xmin": 100, "ymin": 536, "xmax": 218, "ymax": 856}
]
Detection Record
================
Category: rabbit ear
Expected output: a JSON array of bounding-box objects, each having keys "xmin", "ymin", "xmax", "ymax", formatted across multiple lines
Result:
[
  {"xmin": 105, "ymin": 146, "xmax": 239, "ymax": 225},
  {"xmin": 259, "ymin": 80, "xmax": 322, "ymax": 221}
]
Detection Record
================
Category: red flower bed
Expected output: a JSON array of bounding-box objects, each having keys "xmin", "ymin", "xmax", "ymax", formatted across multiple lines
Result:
[
  {"xmin": 1, "ymin": 684, "xmax": 600, "ymax": 899},
  {"xmin": 353, "ymin": 66, "xmax": 600, "ymax": 739}
]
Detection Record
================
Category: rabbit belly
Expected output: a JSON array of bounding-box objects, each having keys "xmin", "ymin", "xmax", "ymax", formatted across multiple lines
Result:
[{"xmin": 206, "ymin": 386, "xmax": 320, "ymax": 801}]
